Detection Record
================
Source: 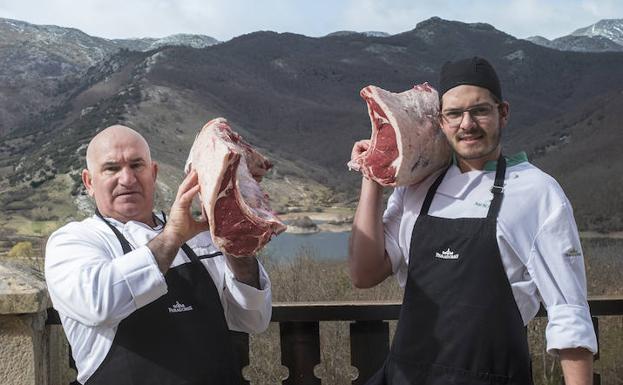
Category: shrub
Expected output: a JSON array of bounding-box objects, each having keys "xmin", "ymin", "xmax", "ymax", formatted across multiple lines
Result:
[
  {"xmin": 5, "ymin": 200, "xmax": 35, "ymax": 211},
  {"xmin": 30, "ymin": 207, "xmax": 57, "ymax": 221},
  {"xmin": 7, "ymin": 241, "xmax": 34, "ymax": 258}
]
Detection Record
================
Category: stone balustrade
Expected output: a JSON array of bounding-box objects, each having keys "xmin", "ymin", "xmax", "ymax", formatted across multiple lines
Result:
[
  {"xmin": 0, "ymin": 261, "xmax": 74, "ymax": 385},
  {"xmin": 2, "ymin": 260, "xmax": 622, "ymax": 385}
]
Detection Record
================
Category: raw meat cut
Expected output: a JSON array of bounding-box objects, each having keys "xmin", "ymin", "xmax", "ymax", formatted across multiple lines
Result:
[
  {"xmin": 348, "ymin": 83, "xmax": 451, "ymax": 186},
  {"xmin": 185, "ymin": 118, "xmax": 286, "ymax": 257}
]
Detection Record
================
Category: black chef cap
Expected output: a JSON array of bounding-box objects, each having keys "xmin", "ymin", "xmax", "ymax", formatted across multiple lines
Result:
[{"xmin": 439, "ymin": 56, "xmax": 502, "ymax": 101}]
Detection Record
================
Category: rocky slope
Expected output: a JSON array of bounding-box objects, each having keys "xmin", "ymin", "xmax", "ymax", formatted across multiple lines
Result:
[
  {"xmin": 526, "ymin": 34, "xmax": 623, "ymax": 52},
  {"xmin": 0, "ymin": 17, "xmax": 218, "ymax": 136}
]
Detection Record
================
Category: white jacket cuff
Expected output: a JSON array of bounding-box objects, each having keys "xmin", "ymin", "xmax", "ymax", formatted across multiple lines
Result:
[
  {"xmin": 545, "ymin": 304, "xmax": 598, "ymax": 355},
  {"xmin": 112, "ymin": 245, "xmax": 168, "ymax": 309},
  {"xmin": 224, "ymin": 262, "xmax": 271, "ymax": 311}
]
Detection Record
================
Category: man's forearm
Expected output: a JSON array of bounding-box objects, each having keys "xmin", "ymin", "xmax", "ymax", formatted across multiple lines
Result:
[
  {"xmin": 147, "ymin": 230, "xmax": 183, "ymax": 274},
  {"xmin": 560, "ymin": 348, "xmax": 593, "ymax": 385},
  {"xmin": 348, "ymin": 177, "xmax": 392, "ymax": 288}
]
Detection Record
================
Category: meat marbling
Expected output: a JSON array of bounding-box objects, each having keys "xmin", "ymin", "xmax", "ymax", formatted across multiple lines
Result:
[
  {"xmin": 348, "ymin": 83, "xmax": 451, "ymax": 186},
  {"xmin": 185, "ymin": 118, "xmax": 286, "ymax": 257}
]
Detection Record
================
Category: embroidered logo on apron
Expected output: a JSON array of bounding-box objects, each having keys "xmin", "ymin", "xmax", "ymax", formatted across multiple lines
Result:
[
  {"xmin": 564, "ymin": 247, "xmax": 582, "ymax": 258},
  {"xmin": 435, "ymin": 248, "xmax": 460, "ymax": 260},
  {"xmin": 168, "ymin": 301, "xmax": 194, "ymax": 313}
]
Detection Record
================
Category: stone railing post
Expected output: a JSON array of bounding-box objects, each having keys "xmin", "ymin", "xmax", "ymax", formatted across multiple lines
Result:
[{"xmin": 0, "ymin": 261, "xmax": 51, "ymax": 385}]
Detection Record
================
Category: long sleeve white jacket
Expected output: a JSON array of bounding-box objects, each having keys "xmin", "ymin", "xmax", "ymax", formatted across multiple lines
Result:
[
  {"xmin": 45, "ymin": 214, "xmax": 272, "ymax": 383},
  {"xmin": 383, "ymin": 154, "xmax": 597, "ymax": 356}
]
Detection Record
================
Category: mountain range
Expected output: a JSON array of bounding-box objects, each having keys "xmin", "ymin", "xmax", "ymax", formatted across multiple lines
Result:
[
  {"xmin": 1, "ymin": 16, "xmax": 622, "ymax": 244},
  {"xmin": 527, "ymin": 18, "xmax": 623, "ymax": 52},
  {"xmin": 0, "ymin": 17, "xmax": 218, "ymax": 136}
]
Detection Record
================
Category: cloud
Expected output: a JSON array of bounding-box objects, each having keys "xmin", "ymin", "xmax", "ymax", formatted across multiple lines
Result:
[
  {"xmin": 338, "ymin": 0, "xmax": 623, "ymax": 39},
  {"xmin": 0, "ymin": 0, "xmax": 354, "ymax": 40},
  {"xmin": 498, "ymin": 0, "xmax": 621, "ymax": 38},
  {"xmin": 339, "ymin": 0, "xmax": 450, "ymax": 34},
  {"xmin": 0, "ymin": 0, "xmax": 621, "ymax": 40},
  {"xmin": 0, "ymin": 0, "xmax": 198, "ymax": 38},
  {"xmin": 581, "ymin": 0, "xmax": 623, "ymax": 19}
]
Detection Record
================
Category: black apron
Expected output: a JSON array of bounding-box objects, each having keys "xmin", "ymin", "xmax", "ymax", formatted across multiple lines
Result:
[
  {"xmin": 367, "ymin": 156, "xmax": 533, "ymax": 385},
  {"xmin": 85, "ymin": 211, "xmax": 240, "ymax": 385}
]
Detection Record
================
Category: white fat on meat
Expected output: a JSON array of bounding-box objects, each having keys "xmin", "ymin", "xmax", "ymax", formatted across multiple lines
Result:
[
  {"xmin": 185, "ymin": 118, "xmax": 286, "ymax": 257},
  {"xmin": 348, "ymin": 83, "xmax": 451, "ymax": 186}
]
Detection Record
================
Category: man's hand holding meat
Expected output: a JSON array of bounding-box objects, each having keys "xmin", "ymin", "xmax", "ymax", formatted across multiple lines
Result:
[{"xmin": 148, "ymin": 170, "xmax": 208, "ymax": 273}]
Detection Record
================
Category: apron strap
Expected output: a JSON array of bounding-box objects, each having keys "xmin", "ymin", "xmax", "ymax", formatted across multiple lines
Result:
[
  {"xmin": 95, "ymin": 209, "xmax": 133, "ymax": 254},
  {"xmin": 487, "ymin": 155, "xmax": 506, "ymax": 220},
  {"xmin": 181, "ymin": 243, "xmax": 201, "ymax": 264},
  {"xmin": 95, "ymin": 209, "xmax": 221, "ymax": 263},
  {"xmin": 420, "ymin": 167, "xmax": 449, "ymax": 216},
  {"xmin": 94, "ymin": 209, "xmax": 199, "ymax": 262}
]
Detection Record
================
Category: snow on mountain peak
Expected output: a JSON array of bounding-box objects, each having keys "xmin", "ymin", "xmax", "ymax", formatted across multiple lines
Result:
[{"xmin": 571, "ymin": 19, "xmax": 623, "ymax": 45}]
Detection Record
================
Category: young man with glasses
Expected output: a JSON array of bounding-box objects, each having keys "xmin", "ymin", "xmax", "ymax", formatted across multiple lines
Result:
[{"xmin": 349, "ymin": 57, "xmax": 596, "ymax": 385}]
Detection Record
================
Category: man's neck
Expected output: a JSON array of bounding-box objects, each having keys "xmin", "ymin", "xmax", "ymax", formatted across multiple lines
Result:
[
  {"xmin": 98, "ymin": 211, "xmax": 157, "ymax": 228},
  {"xmin": 455, "ymin": 148, "xmax": 502, "ymax": 173},
  {"xmin": 457, "ymin": 158, "xmax": 489, "ymax": 173}
]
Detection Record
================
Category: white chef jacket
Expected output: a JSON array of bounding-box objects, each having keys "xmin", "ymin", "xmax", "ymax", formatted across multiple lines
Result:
[
  {"xmin": 45, "ymin": 214, "xmax": 272, "ymax": 384},
  {"xmin": 383, "ymin": 153, "xmax": 598, "ymax": 355}
]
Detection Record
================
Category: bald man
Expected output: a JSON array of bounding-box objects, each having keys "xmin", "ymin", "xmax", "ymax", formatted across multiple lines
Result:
[{"xmin": 45, "ymin": 125, "xmax": 272, "ymax": 385}]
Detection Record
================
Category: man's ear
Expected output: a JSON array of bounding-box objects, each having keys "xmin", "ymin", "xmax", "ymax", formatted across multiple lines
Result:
[
  {"xmin": 499, "ymin": 101, "xmax": 510, "ymax": 128},
  {"xmin": 152, "ymin": 161, "xmax": 158, "ymax": 181},
  {"xmin": 82, "ymin": 169, "xmax": 95, "ymax": 197}
]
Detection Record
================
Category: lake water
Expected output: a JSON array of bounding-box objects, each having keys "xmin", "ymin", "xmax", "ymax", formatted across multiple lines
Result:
[
  {"xmin": 261, "ymin": 231, "xmax": 623, "ymax": 271},
  {"xmin": 262, "ymin": 231, "xmax": 351, "ymax": 263}
]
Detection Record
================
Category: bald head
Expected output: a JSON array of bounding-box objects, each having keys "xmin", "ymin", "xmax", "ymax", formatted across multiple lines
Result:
[
  {"xmin": 82, "ymin": 124, "xmax": 158, "ymax": 224},
  {"xmin": 86, "ymin": 125, "xmax": 152, "ymax": 172}
]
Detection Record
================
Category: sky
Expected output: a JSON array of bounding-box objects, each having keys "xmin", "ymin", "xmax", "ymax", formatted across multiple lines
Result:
[{"xmin": 0, "ymin": 0, "xmax": 622, "ymax": 42}]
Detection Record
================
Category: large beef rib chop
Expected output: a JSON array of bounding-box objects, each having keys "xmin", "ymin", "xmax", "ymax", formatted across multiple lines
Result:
[
  {"xmin": 348, "ymin": 83, "xmax": 450, "ymax": 186},
  {"xmin": 185, "ymin": 118, "xmax": 286, "ymax": 257}
]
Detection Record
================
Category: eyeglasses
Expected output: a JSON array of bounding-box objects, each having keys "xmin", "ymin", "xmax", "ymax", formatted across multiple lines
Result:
[{"xmin": 440, "ymin": 103, "xmax": 499, "ymax": 127}]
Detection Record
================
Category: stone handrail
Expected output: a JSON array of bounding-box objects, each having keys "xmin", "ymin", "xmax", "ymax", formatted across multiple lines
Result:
[{"xmin": 0, "ymin": 261, "xmax": 56, "ymax": 385}]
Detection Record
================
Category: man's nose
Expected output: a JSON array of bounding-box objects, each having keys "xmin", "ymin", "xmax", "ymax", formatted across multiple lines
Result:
[
  {"xmin": 458, "ymin": 111, "xmax": 477, "ymax": 130},
  {"xmin": 118, "ymin": 167, "xmax": 137, "ymax": 185}
]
